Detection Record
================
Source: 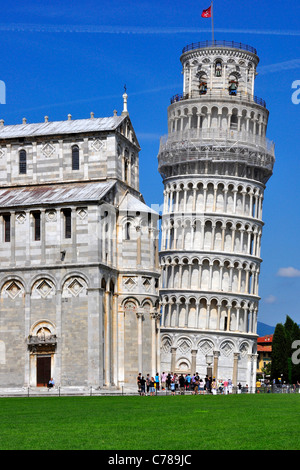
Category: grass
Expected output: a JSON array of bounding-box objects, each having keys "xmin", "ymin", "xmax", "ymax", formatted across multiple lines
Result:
[{"xmin": 0, "ymin": 393, "xmax": 300, "ymax": 450}]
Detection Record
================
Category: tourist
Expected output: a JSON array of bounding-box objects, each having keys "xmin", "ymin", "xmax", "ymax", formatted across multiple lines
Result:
[
  {"xmin": 137, "ymin": 373, "xmax": 142, "ymax": 395},
  {"xmin": 228, "ymin": 379, "xmax": 233, "ymax": 394},
  {"xmin": 166, "ymin": 373, "xmax": 171, "ymax": 390},
  {"xmin": 191, "ymin": 374, "xmax": 195, "ymax": 393},
  {"xmin": 199, "ymin": 379, "xmax": 204, "ymax": 394},
  {"xmin": 187, "ymin": 373, "xmax": 192, "ymax": 391},
  {"xmin": 146, "ymin": 374, "xmax": 150, "ymax": 395},
  {"xmin": 193, "ymin": 374, "xmax": 200, "ymax": 395},
  {"xmin": 47, "ymin": 378, "xmax": 55, "ymax": 390},
  {"xmin": 211, "ymin": 378, "xmax": 217, "ymax": 395},
  {"xmin": 205, "ymin": 376, "xmax": 211, "ymax": 394},
  {"xmin": 161, "ymin": 371, "xmax": 167, "ymax": 390},
  {"xmin": 179, "ymin": 374, "xmax": 185, "ymax": 394},
  {"xmin": 149, "ymin": 377, "xmax": 156, "ymax": 396},
  {"xmin": 140, "ymin": 376, "xmax": 146, "ymax": 396},
  {"xmin": 155, "ymin": 372, "xmax": 160, "ymax": 391},
  {"xmin": 223, "ymin": 379, "xmax": 228, "ymax": 394},
  {"xmin": 174, "ymin": 373, "xmax": 179, "ymax": 391}
]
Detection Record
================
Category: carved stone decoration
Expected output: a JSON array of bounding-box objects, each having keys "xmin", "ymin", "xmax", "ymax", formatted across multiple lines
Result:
[
  {"xmin": 239, "ymin": 342, "xmax": 249, "ymax": 358},
  {"xmin": 161, "ymin": 337, "xmax": 172, "ymax": 354},
  {"xmin": 41, "ymin": 142, "xmax": 56, "ymax": 158},
  {"xmin": 45, "ymin": 210, "xmax": 57, "ymax": 222},
  {"xmin": 91, "ymin": 138, "xmax": 105, "ymax": 152},
  {"xmin": 16, "ymin": 212, "xmax": 26, "ymax": 224},
  {"xmin": 123, "ymin": 277, "xmax": 137, "ymax": 291},
  {"xmin": 142, "ymin": 277, "xmax": 151, "ymax": 292},
  {"xmin": 32, "ymin": 279, "xmax": 55, "ymax": 299},
  {"xmin": 198, "ymin": 339, "xmax": 214, "ymax": 356},
  {"xmin": 27, "ymin": 322, "xmax": 57, "ymax": 353},
  {"xmin": 62, "ymin": 276, "xmax": 87, "ymax": 298},
  {"xmin": 0, "ymin": 147, "xmax": 5, "ymax": 159},
  {"xmin": 67, "ymin": 279, "xmax": 84, "ymax": 297},
  {"xmin": 77, "ymin": 208, "xmax": 88, "ymax": 220},
  {"xmin": 2, "ymin": 280, "xmax": 24, "ymax": 300},
  {"xmin": 178, "ymin": 338, "xmax": 192, "ymax": 354},
  {"xmin": 220, "ymin": 341, "xmax": 234, "ymax": 357}
]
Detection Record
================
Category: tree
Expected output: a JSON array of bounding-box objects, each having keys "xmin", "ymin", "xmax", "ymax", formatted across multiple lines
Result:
[
  {"xmin": 271, "ymin": 316, "xmax": 300, "ymax": 384},
  {"xmin": 271, "ymin": 323, "xmax": 288, "ymax": 383},
  {"xmin": 284, "ymin": 316, "xmax": 300, "ymax": 383}
]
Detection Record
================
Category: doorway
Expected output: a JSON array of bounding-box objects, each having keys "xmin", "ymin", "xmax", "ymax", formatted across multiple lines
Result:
[{"xmin": 37, "ymin": 356, "xmax": 51, "ymax": 386}]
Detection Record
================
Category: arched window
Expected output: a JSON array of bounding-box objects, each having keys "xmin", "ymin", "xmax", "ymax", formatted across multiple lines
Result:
[
  {"xmin": 19, "ymin": 149, "xmax": 27, "ymax": 174},
  {"xmin": 62, "ymin": 208, "xmax": 72, "ymax": 239},
  {"xmin": 228, "ymin": 73, "xmax": 239, "ymax": 96},
  {"xmin": 230, "ymin": 111, "xmax": 238, "ymax": 130},
  {"xmin": 125, "ymin": 222, "xmax": 131, "ymax": 240},
  {"xmin": 197, "ymin": 72, "xmax": 208, "ymax": 95},
  {"xmin": 72, "ymin": 145, "xmax": 79, "ymax": 170},
  {"xmin": 215, "ymin": 60, "xmax": 222, "ymax": 77}
]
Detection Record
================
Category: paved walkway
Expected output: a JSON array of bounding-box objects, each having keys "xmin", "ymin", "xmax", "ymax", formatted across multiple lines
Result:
[{"xmin": 0, "ymin": 385, "xmax": 139, "ymax": 398}]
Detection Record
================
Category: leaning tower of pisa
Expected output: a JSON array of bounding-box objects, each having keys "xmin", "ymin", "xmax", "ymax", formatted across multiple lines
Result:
[{"xmin": 158, "ymin": 41, "xmax": 275, "ymax": 389}]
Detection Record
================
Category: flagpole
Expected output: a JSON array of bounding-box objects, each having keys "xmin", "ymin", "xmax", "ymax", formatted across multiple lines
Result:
[{"xmin": 211, "ymin": 1, "xmax": 214, "ymax": 43}]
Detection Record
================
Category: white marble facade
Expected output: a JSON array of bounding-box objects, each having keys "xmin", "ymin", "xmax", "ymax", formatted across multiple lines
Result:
[
  {"xmin": 0, "ymin": 97, "xmax": 160, "ymax": 390},
  {"xmin": 158, "ymin": 42, "xmax": 275, "ymax": 388},
  {"xmin": 0, "ymin": 42, "xmax": 275, "ymax": 392}
]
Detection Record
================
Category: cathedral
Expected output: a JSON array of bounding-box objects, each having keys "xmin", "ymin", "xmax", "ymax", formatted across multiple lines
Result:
[
  {"xmin": 0, "ymin": 95, "xmax": 160, "ymax": 390},
  {"xmin": 0, "ymin": 40, "xmax": 274, "ymax": 391}
]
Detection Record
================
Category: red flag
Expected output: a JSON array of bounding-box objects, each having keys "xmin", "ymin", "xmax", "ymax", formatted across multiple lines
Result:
[{"xmin": 201, "ymin": 5, "xmax": 212, "ymax": 18}]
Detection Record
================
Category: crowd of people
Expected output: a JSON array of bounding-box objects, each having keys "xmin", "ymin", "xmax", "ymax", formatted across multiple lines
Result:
[{"xmin": 136, "ymin": 372, "xmax": 245, "ymax": 396}]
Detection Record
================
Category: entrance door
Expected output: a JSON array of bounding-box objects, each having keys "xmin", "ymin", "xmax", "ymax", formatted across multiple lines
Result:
[{"xmin": 37, "ymin": 356, "xmax": 51, "ymax": 386}]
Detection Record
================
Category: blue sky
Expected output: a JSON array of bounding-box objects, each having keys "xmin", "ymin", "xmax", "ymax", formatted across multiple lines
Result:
[{"xmin": 0, "ymin": 0, "xmax": 300, "ymax": 327}]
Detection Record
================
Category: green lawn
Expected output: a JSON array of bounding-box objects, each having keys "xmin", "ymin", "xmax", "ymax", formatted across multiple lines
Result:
[{"xmin": 0, "ymin": 394, "xmax": 299, "ymax": 450}]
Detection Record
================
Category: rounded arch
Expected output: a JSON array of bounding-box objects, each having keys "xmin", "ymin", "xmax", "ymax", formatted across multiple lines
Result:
[
  {"xmin": 122, "ymin": 296, "xmax": 140, "ymax": 308},
  {"xmin": 175, "ymin": 335, "xmax": 192, "ymax": 349},
  {"xmin": 176, "ymin": 357, "xmax": 191, "ymax": 372},
  {"xmin": 239, "ymin": 341, "xmax": 250, "ymax": 357},
  {"xmin": 61, "ymin": 273, "xmax": 89, "ymax": 298},
  {"xmin": 71, "ymin": 144, "xmax": 80, "ymax": 171},
  {"xmin": 1, "ymin": 277, "xmax": 25, "ymax": 299},
  {"xmin": 30, "ymin": 319, "xmax": 56, "ymax": 336},
  {"xmin": 30, "ymin": 273, "xmax": 57, "ymax": 292},
  {"xmin": 19, "ymin": 148, "xmax": 27, "ymax": 174},
  {"xmin": 60, "ymin": 271, "xmax": 90, "ymax": 290},
  {"xmin": 141, "ymin": 298, "xmax": 154, "ymax": 309},
  {"xmin": 0, "ymin": 275, "xmax": 27, "ymax": 292}
]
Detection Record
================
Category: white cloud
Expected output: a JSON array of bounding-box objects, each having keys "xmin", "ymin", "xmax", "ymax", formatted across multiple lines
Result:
[
  {"xmin": 259, "ymin": 59, "xmax": 300, "ymax": 75},
  {"xmin": 264, "ymin": 295, "xmax": 277, "ymax": 304},
  {"xmin": 1, "ymin": 23, "xmax": 300, "ymax": 37},
  {"xmin": 277, "ymin": 267, "xmax": 300, "ymax": 278}
]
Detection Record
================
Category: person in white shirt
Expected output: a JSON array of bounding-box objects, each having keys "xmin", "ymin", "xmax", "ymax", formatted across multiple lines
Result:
[{"xmin": 161, "ymin": 372, "xmax": 167, "ymax": 390}]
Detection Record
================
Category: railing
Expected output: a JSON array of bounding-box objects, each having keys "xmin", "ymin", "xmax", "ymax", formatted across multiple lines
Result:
[
  {"xmin": 170, "ymin": 90, "xmax": 266, "ymax": 108},
  {"xmin": 0, "ymin": 384, "xmax": 298, "ymax": 397},
  {"xmin": 158, "ymin": 148, "xmax": 275, "ymax": 173},
  {"xmin": 182, "ymin": 40, "xmax": 257, "ymax": 55},
  {"xmin": 159, "ymin": 128, "xmax": 275, "ymax": 155}
]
